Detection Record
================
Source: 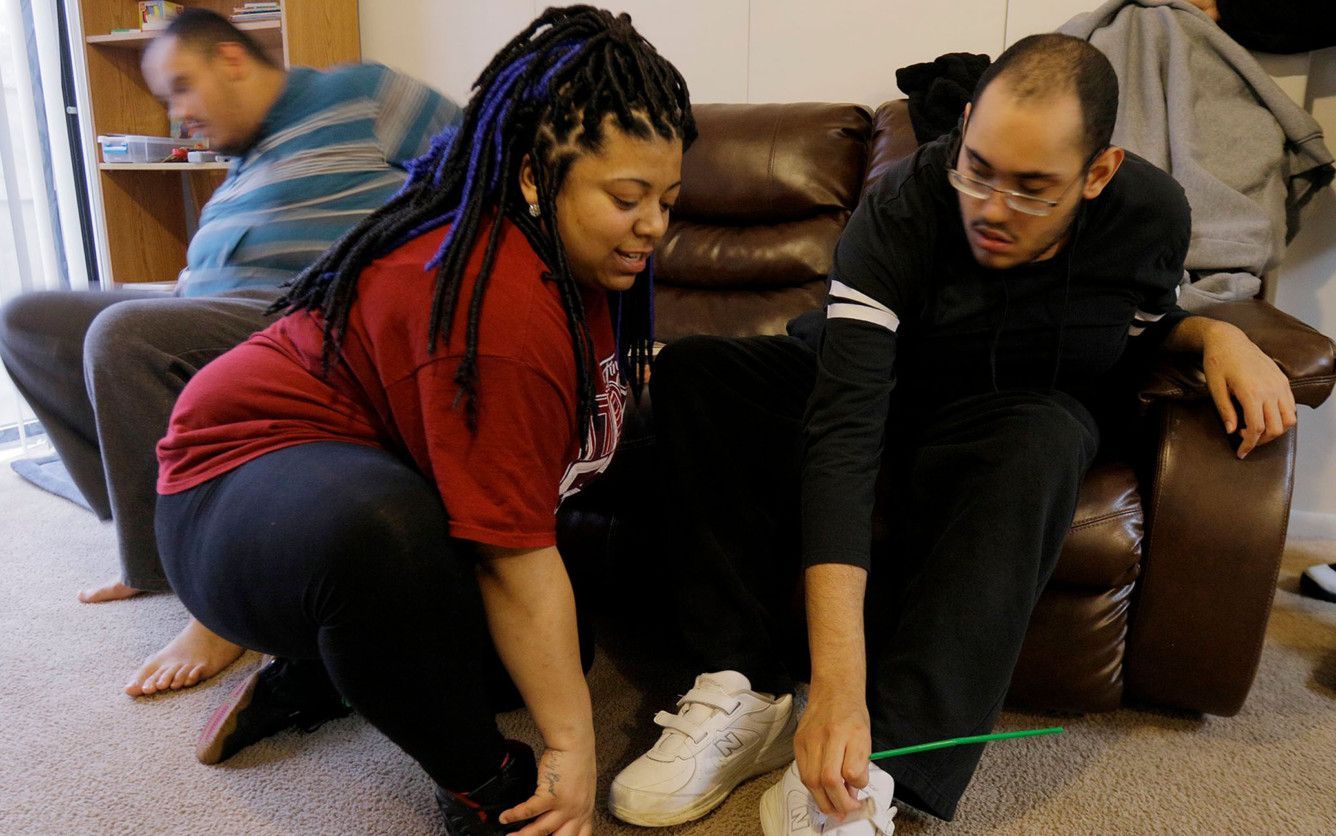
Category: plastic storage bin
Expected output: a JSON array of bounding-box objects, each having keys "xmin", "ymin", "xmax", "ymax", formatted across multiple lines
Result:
[{"xmin": 97, "ymin": 134, "xmax": 208, "ymax": 164}]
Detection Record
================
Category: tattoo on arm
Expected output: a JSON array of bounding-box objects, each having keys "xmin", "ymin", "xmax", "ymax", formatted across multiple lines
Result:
[{"xmin": 544, "ymin": 751, "xmax": 560, "ymax": 796}]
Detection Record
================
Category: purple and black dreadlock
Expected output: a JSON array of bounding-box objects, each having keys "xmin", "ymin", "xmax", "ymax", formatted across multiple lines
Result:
[{"xmin": 274, "ymin": 5, "xmax": 695, "ymax": 440}]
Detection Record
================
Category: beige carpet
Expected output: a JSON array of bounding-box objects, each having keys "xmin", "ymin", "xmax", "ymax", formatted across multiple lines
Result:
[{"xmin": 0, "ymin": 459, "xmax": 1332, "ymax": 835}]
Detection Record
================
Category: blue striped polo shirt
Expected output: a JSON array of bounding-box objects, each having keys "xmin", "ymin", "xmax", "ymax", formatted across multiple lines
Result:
[{"xmin": 181, "ymin": 63, "xmax": 460, "ymax": 297}]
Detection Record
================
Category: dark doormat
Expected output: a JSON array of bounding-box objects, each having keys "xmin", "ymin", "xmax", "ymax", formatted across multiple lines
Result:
[{"xmin": 11, "ymin": 452, "xmax": 94, "ymax": 513}]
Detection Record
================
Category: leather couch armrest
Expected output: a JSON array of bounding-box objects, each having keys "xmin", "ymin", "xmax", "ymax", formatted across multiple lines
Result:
[
  {"xmin": 1137, "ymin": 300, "xmax": 1336, "ymax": 410},
  {"xmin": 1122, "ymin": 398, "xmax": 1295, "ymax": 715}
]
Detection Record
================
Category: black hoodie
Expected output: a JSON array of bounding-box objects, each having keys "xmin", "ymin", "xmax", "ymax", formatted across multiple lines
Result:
[{"xmin": 797, "ymin": 128, "xmax": 1191, "ymax": 571}]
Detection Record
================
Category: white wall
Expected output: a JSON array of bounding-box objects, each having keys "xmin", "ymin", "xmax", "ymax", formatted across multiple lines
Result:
[
  {"xmin": 1273, "ymin": 47, "xmax": 1336, "ymax": 538},
  {"xmin": 360, "ymin": 1, "xmax": 1336, "ymax": 530},
  {"xmin": 359, "ymin": 0, "xmax": 1011, "ymax": 106}
]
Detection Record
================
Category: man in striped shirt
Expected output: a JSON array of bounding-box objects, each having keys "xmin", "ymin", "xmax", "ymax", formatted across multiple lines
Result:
[{"xmin": 0, "ymin": 9, "xmax": 459, "ymax": 695}]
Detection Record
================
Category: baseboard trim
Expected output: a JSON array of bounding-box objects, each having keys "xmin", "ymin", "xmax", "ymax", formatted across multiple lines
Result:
[{"xmin": 1289, "ymin": 511, "xmax": 1336, "ymax": 540}]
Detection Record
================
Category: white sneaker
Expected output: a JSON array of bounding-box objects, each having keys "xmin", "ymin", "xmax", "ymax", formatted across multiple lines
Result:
[
  {"xmin": 608, "ymin": 670, "xmax": 796, "ymax": 826},
  {"xmin": 759, "ymin": 760, "xmax": 897, "ymax": 835}
]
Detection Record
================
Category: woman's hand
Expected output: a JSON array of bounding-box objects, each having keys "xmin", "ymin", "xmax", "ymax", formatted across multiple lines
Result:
[
  {"xmin": 499, "ymin": 740, "xmax": 597, "ymax": 836},
  {"xmin": 473, "ymin": 544, "xmax": 596, "ymax": 834}
]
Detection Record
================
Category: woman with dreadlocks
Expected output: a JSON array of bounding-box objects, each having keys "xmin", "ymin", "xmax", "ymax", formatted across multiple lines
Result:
[{"xmin": 150, "ymin": 7, "xmax": 693, "ymax": 834}]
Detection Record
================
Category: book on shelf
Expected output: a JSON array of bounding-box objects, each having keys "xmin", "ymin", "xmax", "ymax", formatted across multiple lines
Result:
[
  {"xmin": 139, "ymin": 0, "xmax": 183, "ymax": 30},
  {"xmin": 231, "ymin": 0, "xmax": 281, "ymax": 17}
]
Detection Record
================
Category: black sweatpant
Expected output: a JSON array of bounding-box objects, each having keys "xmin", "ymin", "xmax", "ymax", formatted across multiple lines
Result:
[
  {"xmin": 155, "ymin": 442, "xmax": 507, "ymax": 791},
  {"xmin": 652, "ymin": 335, "xmax": 1099, "ymax": 820}
]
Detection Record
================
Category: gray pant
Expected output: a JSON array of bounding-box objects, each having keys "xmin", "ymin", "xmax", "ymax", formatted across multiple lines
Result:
[{"xmin": 0, "ymin": 288, "xmax": 281, "ymax": 590}]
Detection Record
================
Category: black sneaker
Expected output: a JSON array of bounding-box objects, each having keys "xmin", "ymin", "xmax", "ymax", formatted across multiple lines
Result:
[
  {"xmin": 196, "ymin": 656, "xmax": 352, "ymax": 765},
  {"xmin": 1299, "ymin": 562, "xmax": 1336, "ymax": 603},
  {"xmin": 435, "ymin": 740, "xmax": 538, "ymax": 835}
]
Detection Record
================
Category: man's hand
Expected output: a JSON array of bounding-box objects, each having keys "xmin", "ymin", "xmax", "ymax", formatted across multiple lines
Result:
[
  {"xmin": 1201, "ymin": 324, "xmax": 1297, "ymax": 458},
  {"xmin": 795, "ymin": 681, "xmax": 871, "ymax": 820},
  {"xmin": 1166, "ymin": 316, "xmax": 1297, "ymax": 458},
  {"xmin": 801, "ymin": 562, "xmax": 872, "ymax": 820}
]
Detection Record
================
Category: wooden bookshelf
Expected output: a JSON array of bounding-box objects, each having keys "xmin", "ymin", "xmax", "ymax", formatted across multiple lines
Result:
[
  {"xmin": 85, "ymin": 19, "xmax": 282, "ymax": 49},
  {"xmin": 77, "ymin": 0, "xmax": 360, "ymax": 284},
  {"xmin": 98, "ymin": 162, "xmax": 233, "ymax": 171}
]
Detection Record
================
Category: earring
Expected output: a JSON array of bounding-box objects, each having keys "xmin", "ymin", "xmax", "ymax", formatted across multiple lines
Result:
[{"xmin": 528, "ymin": 203, "xmax": 541, "ymax": 218}]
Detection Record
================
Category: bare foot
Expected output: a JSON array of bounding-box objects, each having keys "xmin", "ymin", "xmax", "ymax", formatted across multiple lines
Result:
[
  {"xmin": 78, "ymin": 579, "xmax": 142, "ymax": 603},
  {"xmin": 126, "ymin": 617, "xmax": 244, "ymax": 697}
]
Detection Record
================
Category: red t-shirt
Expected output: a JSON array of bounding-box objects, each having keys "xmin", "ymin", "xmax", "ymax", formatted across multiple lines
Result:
[{"xmin": 157, "ymin": 220, "xmax": 626, "ymax": 550}]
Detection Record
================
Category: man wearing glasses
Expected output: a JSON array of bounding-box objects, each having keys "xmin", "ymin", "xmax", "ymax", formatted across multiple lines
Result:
[{"xmin": 610, "ymin": 33, "xmax": 1295, "ymax": 834}]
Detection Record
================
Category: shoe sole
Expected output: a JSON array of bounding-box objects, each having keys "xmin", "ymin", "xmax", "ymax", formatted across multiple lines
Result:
[
  {"xmin": 608, "ymin": 742, "xmax": 794, "ymax": 827},
  {"xmin": 758, "ymin": 779, "xmax": 786, "ymax": 836},
  {"xmin": 195, "ymin": 668, "xmax": 261, "ymax": 765}
]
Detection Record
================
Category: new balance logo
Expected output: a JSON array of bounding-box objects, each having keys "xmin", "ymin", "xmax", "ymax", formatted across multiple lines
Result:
[
  {"xmin": 787, "ymin": 790, "xmax": 815, "ymax": 830},
  {"xmin": 715, "ymin": 732, "xmax": 744, "ymax": 757},
  {"xmin": 791, "ymin": 806, "xmax": 812, "ymax": 830}
]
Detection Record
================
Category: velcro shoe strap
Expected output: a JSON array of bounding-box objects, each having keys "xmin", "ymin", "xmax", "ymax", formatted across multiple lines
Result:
[
  {"xmin": 653, "ymin": 710, "xmax": 705, "ymax": 743},
  {"xmin": 676, "ymin": 687, "xmax": 742, "ymax": 714}
]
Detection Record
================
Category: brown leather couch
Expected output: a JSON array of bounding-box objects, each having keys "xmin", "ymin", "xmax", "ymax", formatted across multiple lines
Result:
[{"xmin": 556, "ymin": 101, "xmax": 1336, "ymax": 717}]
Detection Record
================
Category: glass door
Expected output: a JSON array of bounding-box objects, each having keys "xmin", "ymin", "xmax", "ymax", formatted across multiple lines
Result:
[{"xmin": 0, "ymin": 0, "xmax": 90, "ymax": 453}]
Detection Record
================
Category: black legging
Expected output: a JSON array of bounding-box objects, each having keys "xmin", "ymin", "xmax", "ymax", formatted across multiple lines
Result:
[{"xmin": 156, "ymin": 441, "xmax": 506, "ymax": 791}]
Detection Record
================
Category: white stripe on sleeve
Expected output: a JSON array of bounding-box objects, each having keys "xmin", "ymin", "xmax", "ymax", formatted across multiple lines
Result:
[
  {"xmin": 828, "ymin": 302, "xmax": 900, "ymax": 332},
  {"xmin": 829, "ymin": 279, "xmax": 895, "ymax": 315}
]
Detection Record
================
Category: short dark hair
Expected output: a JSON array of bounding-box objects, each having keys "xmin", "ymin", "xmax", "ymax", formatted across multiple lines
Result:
[
  {"xmin": 972, "ymin": 33, "xmax": 1118, "ymax": 156},
  {"xmin": 164, "ymin": 8, "xmax": 275, "ymax": 67}
]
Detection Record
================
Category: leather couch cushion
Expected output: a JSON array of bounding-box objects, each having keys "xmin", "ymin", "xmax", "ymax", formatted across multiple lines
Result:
[
  {"xmin": 655, "ymin": 103, "xmax": 873, "ymax": 343},
  {"xmin": 1054, "ymin": 461, "xmax": 1143, "ymax": 588},
  {"xmin": 1007, "ymin": 582, "xmax": 1132, "ymax": 712},
  {"xmin": 672, "ymin": 103, "xmax": 873, "ymax": 223},
  {"xmin": 657, "ymin": 216, "xmax": 848, "ymax": 289},
  {"xmin": 654, "ymin": 280, "xmax": 828, "ymax": 342},
  {"xmin": 657, "ymin": 103, "xmax": 876, "ymax": 341},
  {"xmin": 864, "ymin": 99, "xmax": 920, "ymax": 194}
]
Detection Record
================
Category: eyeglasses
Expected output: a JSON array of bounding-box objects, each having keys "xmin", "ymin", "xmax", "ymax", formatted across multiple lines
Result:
[{"xmin": 945, "ymin": 145, "xmax": 1106, "ymax": 217}]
